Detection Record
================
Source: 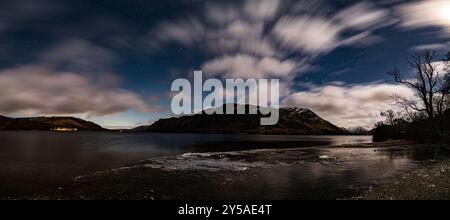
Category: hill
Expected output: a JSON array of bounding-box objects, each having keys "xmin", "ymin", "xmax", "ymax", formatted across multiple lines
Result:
[
  {"xmin": 134, "ymin": 105, "xmax": 349, "ymax": 135},
  {"xmin": 0, "ymin": 115, "xmax": 105, "ymax": 131}
]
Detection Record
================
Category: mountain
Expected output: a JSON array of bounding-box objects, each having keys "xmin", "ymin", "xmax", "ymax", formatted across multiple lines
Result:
[
  {"xmin": 0, "ymin": 115, "xmax": 105, "ymax": 131},
  {"xmin": 347, "ymin": 126, "xmax": 370, "ymax": 135},
  {"xmin": 134, "ymin": 105, "xmax": 349, "ymax": 135}
]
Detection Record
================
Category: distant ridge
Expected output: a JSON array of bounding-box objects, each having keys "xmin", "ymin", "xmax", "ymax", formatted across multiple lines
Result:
[
  {"xmin": 0, "ymin": 115, "xmax": 105, "ymax": 131},
  {"xmin": 347, "ymin": 126, "xmax": 370, "ymax": 135},
  {"xmin": 134, "ymin": 104, "xmax": 349, "ymax": 135}
]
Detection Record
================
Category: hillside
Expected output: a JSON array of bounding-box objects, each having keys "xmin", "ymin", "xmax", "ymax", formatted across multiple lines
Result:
[
  {"xmin": 0, "ymin": 115, "xmax": 105, "ymax": 131},
  {"xmin": 134, "ymin": 105, "xmax": 349, "ymax": 135}
]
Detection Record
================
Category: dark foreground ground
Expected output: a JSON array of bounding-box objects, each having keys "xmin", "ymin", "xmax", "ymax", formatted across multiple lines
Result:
[
  {"xmin": 2, "ymin": 141, "xmax": 449, "ymax": 200},
  {"xmin": 66, "ymin": 141, "xmax": 450, "ymax": 200},
  {"xmin": 362, "ymin": 160, "xmax": 450, "ymax": 200}
]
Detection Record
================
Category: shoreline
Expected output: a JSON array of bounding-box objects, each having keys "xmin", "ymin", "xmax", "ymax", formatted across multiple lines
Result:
[
  {"xmin": 1, "ymin": 140, "xmax": 448, "ymax": 200},
  {"xmin": 59, "ymin": 140, "xmax": 449, "ymax": 200},
  {"xmin": 361, "ymin": 160, "xmax": 450, "ymax": 200}
]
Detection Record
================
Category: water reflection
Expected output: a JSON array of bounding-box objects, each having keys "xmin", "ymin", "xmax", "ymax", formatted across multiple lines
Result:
[
  {"xmin": 242, "ymin": 146, "xmax": 438, "ymax": 199},
  {"xmin": 1, "ymin": 131, "xmax": 436, "ymax": 199}
]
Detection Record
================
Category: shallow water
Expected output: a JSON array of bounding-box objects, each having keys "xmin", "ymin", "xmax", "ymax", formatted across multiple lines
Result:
[
  {"xmin": 72, "ymin": 144, "xmax": 445, "ymax": 199},
  {"xmin": 0, "ymin": 131, "xmax": 434, "ymax": 198},
  {"xmin": 0, "ymin": 131, "xmax": 373, "ymax": 181}
]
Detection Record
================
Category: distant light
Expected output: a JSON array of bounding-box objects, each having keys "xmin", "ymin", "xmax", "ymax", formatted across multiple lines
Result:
[{"xmin": 51, "ymin": 127, "xmax": 78, "ymax": 132}]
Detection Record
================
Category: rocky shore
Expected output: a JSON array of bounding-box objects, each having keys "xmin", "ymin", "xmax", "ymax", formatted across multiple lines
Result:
[
  {"xmin": 361, "ymin": 160, "xmax": 450, "ymax": 200},
  {"xmin": 56, "ymin": 141, "xmax": 449, "ymax": 200}
]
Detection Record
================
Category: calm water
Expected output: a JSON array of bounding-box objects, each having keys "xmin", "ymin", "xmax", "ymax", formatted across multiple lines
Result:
[
  {"xmin": 3, "ymin": 131, "xmax": 428, "ymax": 198},
  {"xmin": 2, "ymin": 131, "xmax": 445, "ymax": 199},
  {"xmin": 0, "ymin": 132, "xmax": 371, "ymax": 192}
]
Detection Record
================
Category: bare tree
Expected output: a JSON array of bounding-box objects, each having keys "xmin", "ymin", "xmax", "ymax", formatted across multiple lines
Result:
[
  {"xmin": 436, "ymin": 74, "xmax": 449, "ymax": 116},
  {"xmin": 389, "ymin": 50, "xmax": 449, "ymax": 120},
  {"xmin": 439, "ymin": 52, "xmax": 450, "ymax": 114},
  {"xmin": 392, "ymin": 94, "xmax": 426, "ymax": 122},
  {"xmin": 380, "ymin": 110, "xmax": 397, "ymax": 126}
]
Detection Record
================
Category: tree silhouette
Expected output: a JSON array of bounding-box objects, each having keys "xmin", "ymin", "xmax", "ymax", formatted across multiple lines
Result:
[{"xmin": 389, "ymin": 50, "xmax": 450, "ymax": 120}]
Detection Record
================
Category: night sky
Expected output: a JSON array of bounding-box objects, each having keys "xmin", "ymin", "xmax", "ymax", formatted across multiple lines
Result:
[{"xmin": 1, "ymin": 0, "xmax": 450, "ymax": 128}]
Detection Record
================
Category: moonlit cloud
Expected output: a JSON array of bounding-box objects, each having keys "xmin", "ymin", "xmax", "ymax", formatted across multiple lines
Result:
[
  {"xmin": 41, "ymin": 38, "xmax": 117, "ymax": 73},
  {"xmin": 202, "ymin": 54, "xmax": 297, "ymax": 79},
  {"xmin": 142, "ymin": 0, "xmax": 410, "ymax": 128},
  {"xmin": 146, "ymin": 0, "xmax": 304, "ymax": 86},
  {"xmin": 149, "ymin": 18, "xmax": 205, "ymax": 48},
  {"xmin": 272, "ymin": 16, "xmax": 343, "ymax": 55},
  {"xmin": 282, "ymin": 83, "xmax": 416, "ymax": 128},
  {"xmin": 147, "ymin": 0, "xmax": 392, "ymax": 85},
  {"xmin": 412, "ymin": 43, "xmax": 450, "ymax": 51},
  {"xmin": 204, "ymin": 20, "xmax": 278, "ymax": 57},
  {"xmin": 2, "ymin": 0, "xmax": 449, "ymax": 128},
  {"xmin": 334, "ymin": 2, "xmax": 392, "ymax": 30},
  {"xmin": 0, "ymin": 65, "xmax": 157, "ymax": 117},
  {"xmin": 272, "ymin": 2, "xmax": 392, "ymax": 56},
  {"xmin": 243, "ymin": 0, "xmax": 281, "ymax": 22},
  {"xmin": 396, "ymin": 0, "xmax": 450, "ymax": 34},
  {"xmin": 0, "ymin": 35, "xmax": 164, "ymax": 120},
  {"xmin": 148, "ymin": 0, "xmax": 392, "ymax": 84}
]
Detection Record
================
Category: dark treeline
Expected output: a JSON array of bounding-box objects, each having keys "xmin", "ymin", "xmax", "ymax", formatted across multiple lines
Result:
[{"xmin": 374, "ymin": 50, "xmax": 450, "ymax": 144}]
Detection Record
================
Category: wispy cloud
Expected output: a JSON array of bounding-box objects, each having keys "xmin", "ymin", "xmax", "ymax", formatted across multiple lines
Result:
[
  {"xmin": 202, "ymin": 54, "xmax": 298, "ymax": 79},
  {"xmin": 40, "ymin": 38, "xmax": 117, "ymax": 73},
  {"xmin": 412, "ymin": 43, "xmax": 450, "ymax": 51},
  {"xmin": 147, "ymin": 0, "xmax": 392, "ymax": 83},
  {"xmin": 141, "ymin": 0, "xmax": 408, "ymax": 128},
  {"xmin": 272, "ymin": 2, "xmax": 392, "ymax": 56},
  {"xmin": 396, "ymin": 0, "xmax": 450, "ymax": 35},
  {"xmin": 0, "ymin": 65, "xmax": 158, "ymax": 117},
  {"xmin": 282, "ymin": 83, "xmax": 415, "ymax": 128},
  {"xmin": 148, "ymin": 18, "xmax": 206, "ymax": 49},
  {"xmin": 4, "ymin": 0, "xmax": 449, "ymax": 127},
  {"xmin": 0, "ymin": 37, "xmax": 159, "ymax": 117}
]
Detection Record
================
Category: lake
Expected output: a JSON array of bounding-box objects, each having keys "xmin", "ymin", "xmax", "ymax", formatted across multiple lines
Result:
[
  {"xmin": 0, "ymin": 131, "xmax": 372, "ymax": 197},
  {"xmin": 0, "ymin": 131, "xmax": 426, "ymax": 199}
]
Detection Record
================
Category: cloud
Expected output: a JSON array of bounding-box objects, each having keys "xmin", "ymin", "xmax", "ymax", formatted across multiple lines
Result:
[
  {"xmin": 396, "ymin": 0, "xmax": 450, "ymax": 34},
  {"xmin": 0, "ymin": 65, "xmax": 157, "ymax": 117},
  {"xmin": 203, "ymin": 0, "xmax": 281, "ymax": 25},
  {"xmin": 290, "ymin": 0, "xmax": 334, "ymax": 15},
  {"xmin": 0, "ymin": 24, "xmax": 161, "ymax": 118},
  {"xmin": 272, "ymin": 16, "xmax": 343, "ymax": 55},
  {"xmin": 412, "ymin": 43, "xmax": 450, "ymax": 51},
  {"xmin": 0, "ymin": 0, "xmax": 65, "ymax": 32},
  {"xmin": 148, "ymin": 18, "xmax": 205, "ymax": 49},
  {"xmin": 146, "ymin": 0, "xmax": 296, "ymax": 82},
  {"xmin": 40, "ymin": 38, "xmax": 117, "ymax": 73},
  {"xmin": 202, "ymin": 54, "xmax": 298, "ymax": 79},
  {"xmin": 149, "ymin": 15, "xmax": 278, "ymax": 57},
  {"xmin": 272, "ymin": 2, "xmax": 392, "ymax": 56},
  {"xmin": 282, "ymin": 83, "xmax": 415, "ymax": 128},
  {"xmin": 243, "ymin": 0, "xmax": 281, "ymax": 22},
  {"xmin": 204, "ymin": 20, "xmax": 278, "ymax": 57},
  {"xmin": 334, "ymin": 2, "xmax": 391, "ymax": 30},
  {"xmin": 147, "ymin": 0, "xmax": 392, "ymax": 82},
  {"xmin": 203, "ymin": 2, "xmax": 241, "ymax": 25},
  {"xmin": 151, "ymin": 0, "xmax": 392, "ymax": 57}
]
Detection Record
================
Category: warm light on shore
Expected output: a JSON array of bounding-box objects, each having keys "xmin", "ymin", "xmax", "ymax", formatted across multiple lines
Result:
[{"xmin": 51, "ymin": 127, "xmax": 78, "ymax": 132}]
